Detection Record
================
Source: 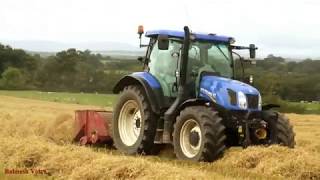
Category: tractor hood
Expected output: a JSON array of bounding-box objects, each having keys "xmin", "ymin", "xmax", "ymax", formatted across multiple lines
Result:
[{"xmin": 199, "ymin": 75, "xmax": 261, "ymax": 111}]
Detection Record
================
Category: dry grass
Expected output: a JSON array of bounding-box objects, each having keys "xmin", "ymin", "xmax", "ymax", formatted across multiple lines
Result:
[{"xmin": 0, "ymin": 95, "xmax": 320, "ymax": 180}]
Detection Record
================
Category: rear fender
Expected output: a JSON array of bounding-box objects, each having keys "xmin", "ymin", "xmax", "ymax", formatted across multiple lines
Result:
[{"xmin": 113, "ymin": 72, "xmax": 164, "ymax": 114}]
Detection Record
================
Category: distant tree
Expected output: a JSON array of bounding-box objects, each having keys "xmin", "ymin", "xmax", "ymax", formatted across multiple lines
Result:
[
  {"xmin": 0, "ymin": 43, "xmax": 39, "ymax": 85},
  {"xmin": 1, "ymin": 67, "xmax": 25, "ymax": 89},
  {"xmin": 264, "ymin": 54, "xmax": 285, "ymax": 62}
]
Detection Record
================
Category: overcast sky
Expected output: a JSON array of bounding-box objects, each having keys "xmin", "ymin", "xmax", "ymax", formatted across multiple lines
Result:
[{"xmin": 0, "ymin": 0, "xmax": 319, "ymax": 58}]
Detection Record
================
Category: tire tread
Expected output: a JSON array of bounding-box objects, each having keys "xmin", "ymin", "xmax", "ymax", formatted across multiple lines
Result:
[{"xmin": 173, "ymin": 106, "xmax": 226, "ymax": 162}]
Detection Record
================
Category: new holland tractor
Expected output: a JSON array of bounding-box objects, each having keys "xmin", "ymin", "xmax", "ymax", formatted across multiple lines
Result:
[{"xmin": 111, "ymin": 26, "xmax": 295, "ymax": 162}]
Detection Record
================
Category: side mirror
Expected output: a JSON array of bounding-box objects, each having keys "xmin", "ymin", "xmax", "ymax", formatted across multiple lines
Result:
[
  {"xmin": 158, "ymin": 35, "xmax": 169, "ymax": 50},
  {"xmin": 249, "ymin": 44, "xmax": 256, "ymax": 59}
]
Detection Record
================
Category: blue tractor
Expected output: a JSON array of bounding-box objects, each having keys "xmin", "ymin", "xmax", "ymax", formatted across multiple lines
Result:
[{"xmin": 112, "ymin": 26, "xmax": 295, "ymax": 162}]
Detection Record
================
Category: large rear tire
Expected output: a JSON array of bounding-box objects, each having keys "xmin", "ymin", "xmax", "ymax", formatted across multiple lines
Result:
[
  {"xmin": 173, "ymin": 106, "xmax": 226, "ymax": 162},
  {"xmin": 112, "ymin": 85, "xmax": 158, "ymax": 155}
]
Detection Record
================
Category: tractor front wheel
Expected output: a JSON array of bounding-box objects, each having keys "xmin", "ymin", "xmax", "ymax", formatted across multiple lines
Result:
[
  {"xmin": 173, "ymin": 106, "xmax": 226, "ymax": 162},
  {"xmin": 263, "ymin": 111, "xmax": 295, "ymax": 148},
  {"xmin": 112, "ymin": 85, "xmax": 158, "ymax": 155}
]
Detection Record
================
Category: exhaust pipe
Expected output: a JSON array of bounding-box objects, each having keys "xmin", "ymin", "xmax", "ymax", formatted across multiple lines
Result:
[
  {"xmin": 163, "ymin": 26, "xmax": 191, "ymax": 143},
  {"xmin": 255, "ymin": 128, "xmax": 267, "ymax": 140}
]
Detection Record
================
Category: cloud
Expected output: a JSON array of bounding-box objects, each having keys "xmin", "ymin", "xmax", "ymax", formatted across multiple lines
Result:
[{"xmin": 0, "ymin": 0, "xmax": 319, "ymax": 58}]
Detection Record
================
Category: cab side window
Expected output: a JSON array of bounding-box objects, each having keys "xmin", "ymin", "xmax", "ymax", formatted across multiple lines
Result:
[{"xmin": 149, "ymin": 40, "xmax": 181, "ymax": 97}]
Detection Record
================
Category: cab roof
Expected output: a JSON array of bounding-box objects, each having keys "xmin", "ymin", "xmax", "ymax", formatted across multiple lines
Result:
[{"xmin": 145, "ymin": 30, "xmax": 233, "ymax": 43}]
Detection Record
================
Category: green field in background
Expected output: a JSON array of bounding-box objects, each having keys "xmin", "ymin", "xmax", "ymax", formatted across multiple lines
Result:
[
  {"xmin": 0, "ymin": 90, "xmax": 117, "ymax": 107},
  {"xmin": 0, "ymin": 90, "xmax": 319, "ymax": 114}
]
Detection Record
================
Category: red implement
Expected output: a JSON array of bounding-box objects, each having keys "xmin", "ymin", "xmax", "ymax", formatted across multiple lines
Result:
[{"xmin": 74, "ymin": 110, "xmax": 113, "ymax": 145}]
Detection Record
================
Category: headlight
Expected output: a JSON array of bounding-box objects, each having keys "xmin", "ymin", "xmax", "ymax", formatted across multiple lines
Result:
[
  {"xmin": 258, "ymin": 94, "xmax": 262, "ymax": 110},
  {"xmin": 238, "ymin": 91, "xmax": 248, "ymax": 109}
]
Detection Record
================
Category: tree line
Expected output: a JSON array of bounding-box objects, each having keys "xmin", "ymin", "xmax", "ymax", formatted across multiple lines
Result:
[
  {"xmin": 244, "ymin": 54, "xmax": 320, "ymax": 102},
  {"xmin": 0, "ymin": 44, "xmax": 140, "ymax": 93},
  {"xmin": 0, "ymin": 43, "xmax": 319, "ymax": 103}
]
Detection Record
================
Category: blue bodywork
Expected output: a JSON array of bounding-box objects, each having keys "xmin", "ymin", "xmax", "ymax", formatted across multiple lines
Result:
[
  {"xmin": 145, "ymin": 30, "xmax": 232, "ymax": 43},
  {"xmin": 132, "ymin": 72, "xmax": 161, "ymax": 89},
  {"xmin": 199, "ymin": 75, "xmax": 261, "ymax": 111},
  {"xmin": 130, "ymin": 72, "xmax": 261, "ymax": 111}
]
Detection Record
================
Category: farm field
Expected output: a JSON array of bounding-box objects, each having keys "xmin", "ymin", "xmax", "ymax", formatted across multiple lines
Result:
[
  {"xmin": 0, "ymin": 94, "xmax": 320, "ymax": 179},
  {"xmin": 0, "ymin": 90, "xmax": 117, "ymax": 107},
  {"xmin": 1, "ymin": 90, "xmax": 319, "ymax": 114}
]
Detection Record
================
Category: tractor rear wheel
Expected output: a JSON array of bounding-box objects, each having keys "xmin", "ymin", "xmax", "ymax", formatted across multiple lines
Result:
[
  {"xmin": 264, "ymin": 111, "xmax": 295, "ymax": 148},
  {"xmin": 112, "ymin": 85, "xmax": 158, "ymax": 155},
  {"xmin": 173, "ymin": 106, "xmax": 226, "ymax": 162}
]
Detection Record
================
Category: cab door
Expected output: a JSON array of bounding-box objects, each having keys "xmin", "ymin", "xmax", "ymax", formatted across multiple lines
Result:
[{"xmin": 148, "ymin": 39, "xmax": 181, "ymax": 98}]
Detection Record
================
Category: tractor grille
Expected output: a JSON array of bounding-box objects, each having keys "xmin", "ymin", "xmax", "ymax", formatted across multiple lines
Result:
[{"xmin": 246, "ymin": 94, "xmax": 259, "ymax": 109}]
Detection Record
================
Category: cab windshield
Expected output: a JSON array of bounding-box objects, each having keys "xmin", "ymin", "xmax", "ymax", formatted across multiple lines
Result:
[
  {"xmin": 188, "ymin": 41, "xmax": 233, "ymax": 78},
  {"xmin": 148, "ymin": 39, "xmax": 233, "ymax": 97}
]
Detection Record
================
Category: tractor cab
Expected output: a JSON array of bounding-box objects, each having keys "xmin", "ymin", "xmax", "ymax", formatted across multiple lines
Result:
[
  {"xmin": 144, "ymin": 30, "xmax": 235, "ymax": 99},
  {"xmin": 137, "ymin": 28, "xmax": 259, "ymax": 112}
]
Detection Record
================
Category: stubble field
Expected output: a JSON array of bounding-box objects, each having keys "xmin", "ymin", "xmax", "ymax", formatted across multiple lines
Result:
[{"xmin": 0, "ymin": 95, "xmax": 320, "ymax": 180}]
